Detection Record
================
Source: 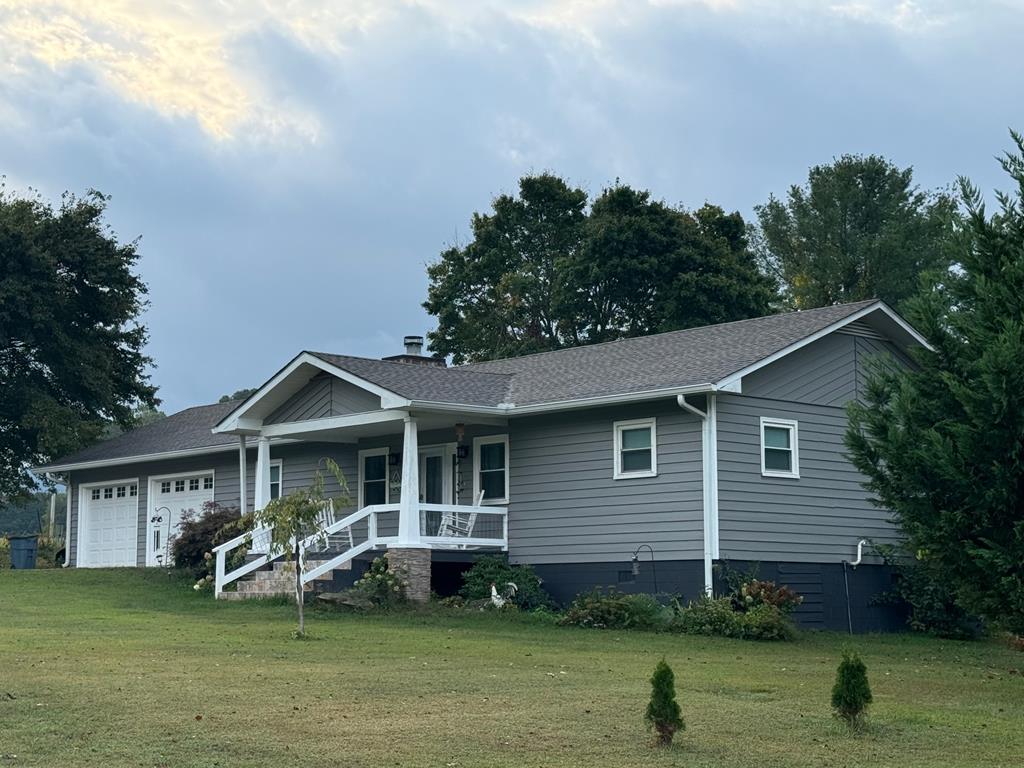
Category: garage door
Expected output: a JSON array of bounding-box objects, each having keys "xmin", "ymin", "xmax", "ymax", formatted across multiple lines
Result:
[
  {"xmin": 80, "ymin": 482, "xmax": 139, "ymax": 567},
  {"xmin": 147, "ymin": 474, "xmax": 215, "ymax": 566}
]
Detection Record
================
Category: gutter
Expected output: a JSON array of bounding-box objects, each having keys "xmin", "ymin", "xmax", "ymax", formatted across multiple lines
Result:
[{"xmin": 677, "ymin": 393, "xmax": 719, "ymax": 596}]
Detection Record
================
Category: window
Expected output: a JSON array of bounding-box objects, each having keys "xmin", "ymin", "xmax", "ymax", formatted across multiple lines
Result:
[
  {"xmin": 760, "ymin": 417, "xmax": 799, "ymax": 478},
  {"xmin": 613, "ymin": 419, "xmax": 657, "ymax": 479},
  {"xmin": 203, "ymin": 477, "xmax": 213, "ymax": 491},
  {"xmin": 473, "ymin": 435, "xmax": 509, "ymax": 504},
  {"xmin": 103, "ymin": 487, "xmax": 113, "ymax": 499},
  {"xmin": 359, "ymin": 450, "xmax": 388, "ymax": 507},
  {"xmin": 91, "ymin": 489, "xmax": 100, "ymax": 501},
  {"xmin": 129, "ymin": 484, "xmax": 138, "ymax": 497},
  {"xmin": 269, "ymin": 462, "xmax": 282, "ymax": 501},
  {"xmin": 160, "ymin": 481, "xmax": 171, "ymax": 494},
  {"xmin": 189, "ymin": 478, "xmax": 200, "ymax": 491},
  {"xmin": 174, "ymin": 479, "xmax": 185, "ymax": 493},
  {"xmin": 116, "ymin": 486, "xmax": 126, "ymax": 498}
]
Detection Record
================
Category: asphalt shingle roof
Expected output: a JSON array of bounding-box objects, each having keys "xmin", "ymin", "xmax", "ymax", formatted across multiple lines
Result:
[
  {"xmin": 37, "ymin": 401, "xmax": 242, "ymax": 469},
  {"xmin": 459, "ymin": 300, "xmax": 879, "ymax": 406},
  {"xmin": 308, "ymin": 353, "xmax": 513, "ymax": 406},
  {"xmin": 41, "ymin": 301, "xmax": 881, "ymax": 468}
]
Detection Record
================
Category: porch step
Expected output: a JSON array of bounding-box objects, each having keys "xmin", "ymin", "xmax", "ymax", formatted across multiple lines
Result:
[{"xmin": 225, "ymin": 560, "xmax": 341, "ymax": 600}]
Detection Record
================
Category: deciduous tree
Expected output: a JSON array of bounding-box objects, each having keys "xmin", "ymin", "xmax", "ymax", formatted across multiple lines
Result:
[
  {"xmin": 755, "ymin": 155, "xmax": 960, "ymax": 310},
  {"xmin": 0, "ymin": 185, "xmax": 157, "ymax": 497}
]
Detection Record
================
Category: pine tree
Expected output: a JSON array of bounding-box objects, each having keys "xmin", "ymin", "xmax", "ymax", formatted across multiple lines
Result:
[
  {"xmin": 831, "ymin": 651, "xmax": 873, "ymax": 728},
  {"xmin": 645, "ymin": 659, "xmax": 684, "ymax": 746},
  {"xmin": 846, "ymin": 131, "xmax": 1024, "ymax": 635}
]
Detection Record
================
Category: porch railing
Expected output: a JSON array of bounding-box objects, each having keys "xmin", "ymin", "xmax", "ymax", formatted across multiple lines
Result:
[{"xmin": 211, "ymin": 501, "xmax": 507, "ymax": 598}]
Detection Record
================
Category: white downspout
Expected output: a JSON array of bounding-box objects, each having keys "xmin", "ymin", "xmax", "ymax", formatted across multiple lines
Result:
[
  {"xmin": 678, "ymin": 394, "xmax": 717, "ymax": 596},
  {"xmin": 61, "ymin": 473, "xmax": 71, "ymax": 568}
]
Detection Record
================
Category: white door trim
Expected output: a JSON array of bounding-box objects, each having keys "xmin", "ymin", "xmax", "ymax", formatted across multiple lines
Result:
[{"xmin": 76, "ymin": 477, "xmax": 140, "ymax": 568}]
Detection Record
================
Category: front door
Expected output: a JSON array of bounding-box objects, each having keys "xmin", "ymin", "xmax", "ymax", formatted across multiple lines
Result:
[{"xmin": 419, "ymin": 445, "xmax": 453, "ymax": 536}]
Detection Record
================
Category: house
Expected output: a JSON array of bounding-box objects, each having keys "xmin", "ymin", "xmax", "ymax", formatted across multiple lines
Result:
[{"xmin": 36, "ymin": 299, "xmax": 926, "ymax": 630}]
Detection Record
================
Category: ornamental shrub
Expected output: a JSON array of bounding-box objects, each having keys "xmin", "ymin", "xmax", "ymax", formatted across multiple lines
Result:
[
  {"xmin": 350, "ymin": 556, "xmax": 408, "ymax": 608},
  {"xmin": 672, "ymin": 596, "xmax": 796, "ymax": 641},
  {"xmin": 559, "ymin": 587, "xmax": 670, "ymax": 630},
  {"xmin": 458, "ymin": 555, "xmax": 554, "ymax": 610},
  {"xmin": 170, "ymin": 501, "xmax": 245, "ymax": 576},
  {"xmin": 831, "ymin": 651, "xmax": 873, "ymax": 728},
  {"xmin": 645, "ymin": 659, "xmax": 684, "ymax": 746},
  {"xmin": 737, "ymin": 579, "xmax": 803, "ymax": 614}
]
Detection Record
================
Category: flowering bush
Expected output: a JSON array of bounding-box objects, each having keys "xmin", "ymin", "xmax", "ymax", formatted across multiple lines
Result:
[
  {"xmin": 735, "ymin": 579, "xmax": 803, "ymax": 614},
  {"xmin": 350, "ymin": 556, "xmax": 408, "ymax": 608}
]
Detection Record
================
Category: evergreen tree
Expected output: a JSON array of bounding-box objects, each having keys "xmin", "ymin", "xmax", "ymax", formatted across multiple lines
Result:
[
  {"xmin": 645, "ymin": 659, "xmax": 684, "ymax": 746},
  {"xmin": 846, "ymin": 132, "xmax": 1024, "ymax": 635},
  {"xmin": 831, "ymin": 651, "xmax": 873, "ymax": 728}
]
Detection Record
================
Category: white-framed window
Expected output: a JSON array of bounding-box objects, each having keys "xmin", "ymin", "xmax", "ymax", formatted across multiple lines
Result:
[
  {"xmin": 91, "ymin": 488, "xmax": 101, "ymax": 501},
  {"xmin": 760, "ymin": 417, "xmax": 799, "ymax": 478},
  {"xmin": 358, "ymin": 448, "xmax": 389, "ymax": 508},
  {"xmin": 160, "ymin": 481, "xmax": 171, "ymax": 494},
  {"xmin": 473, "ymin": 435, "xmax": 509, "ymax": 504},
  {"xmin": 203, "ymin": 477, "xmax": 213, "ymax": 491},
  {"xmin": 129, "ymin": 484, "xmax": 138, "ymax": 497},
  {"xmin": 103, "ymin": 487, "xmax": 113, "ymax": 499},
  {"xmin": 189, "ymin": 478, "xmax": 200, "ymax": 491},
  {"xmin": 116, "ymin": 486, "xmax": 126, "ymax": 498},
  {"xmin": 270, "ymin": 461, "xmax": 283, "ymax": 501},
  {"xmin": 613, "ymin": 418, "xmax": 658, "ymax": 479},
  {"xmin": 174, "ymin": 479, "xmax": 185, "ymax": 493}
]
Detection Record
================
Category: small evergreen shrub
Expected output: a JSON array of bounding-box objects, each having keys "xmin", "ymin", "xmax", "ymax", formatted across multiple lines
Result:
[
  {"xmin": 645, "ymin": 659, "xmax": 684, "ymax": 746},
  {"xmin": 350, "ymin": 556, "xmax": 408, "ymax": 608},
  {"xmin": 559, "ymin": 587, "xmax": 671, "ymax": 630},
  {"xmin": 831, "ymin": 651, "xmax": 873, "ymax": 728},
  {"xmin": 459, "ymin": 555, "xmax": 553, "ymax": 610},
  {"xmin": 170, "ymin": 502, "xmax": 245, "ymax": 576}
]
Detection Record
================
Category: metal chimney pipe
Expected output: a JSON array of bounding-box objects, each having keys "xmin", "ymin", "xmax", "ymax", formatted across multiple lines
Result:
[{"xmin": 403, "ymin": 335, "xmax": 424, "ymax": 356}]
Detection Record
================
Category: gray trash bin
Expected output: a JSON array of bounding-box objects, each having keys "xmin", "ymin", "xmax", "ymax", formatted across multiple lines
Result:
[{"xmin": 9, "ymin": 535, "xmax": 39, "ymax": 569}]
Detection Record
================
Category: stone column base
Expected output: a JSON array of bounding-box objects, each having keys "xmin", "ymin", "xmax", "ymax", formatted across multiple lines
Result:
[{"xmin": 386, "ymin": 547, "xmax": 432, "ymax": 603}]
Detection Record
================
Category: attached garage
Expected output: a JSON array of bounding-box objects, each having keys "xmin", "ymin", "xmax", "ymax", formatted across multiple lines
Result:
[{"xmin": 78, "ymin": 480, "xmax": 140, "ymax": 567}]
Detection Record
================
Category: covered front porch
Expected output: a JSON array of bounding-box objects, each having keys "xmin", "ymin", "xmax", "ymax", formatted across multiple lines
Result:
[{"xmin": 214, "ymin": 407, "xmax": 510, "ymax": 600}]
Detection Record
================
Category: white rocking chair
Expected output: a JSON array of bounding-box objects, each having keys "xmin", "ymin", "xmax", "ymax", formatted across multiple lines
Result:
[{"xmin": 436, "ymin": 491, "xmax": 483, "ymax": 543}]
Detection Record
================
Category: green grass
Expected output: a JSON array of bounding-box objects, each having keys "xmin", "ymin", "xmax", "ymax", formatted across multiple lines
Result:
[{"xmin": 1, "ymin": 570, "xmax": 1021, "ymax": 767}]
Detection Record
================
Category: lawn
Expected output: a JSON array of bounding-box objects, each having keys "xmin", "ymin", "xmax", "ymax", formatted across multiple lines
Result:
[{"xmin": 1, "ymin": 570, "xmax": 1021, "ymax": 767}]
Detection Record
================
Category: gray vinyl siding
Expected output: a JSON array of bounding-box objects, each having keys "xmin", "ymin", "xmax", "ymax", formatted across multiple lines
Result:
[
  {"xmin": 715, "ymin": 394, "xmax": 898, "ymax": 563},
  {"xmin": 68, "ymin": 442, "xmax": 358, "ymax": 567},
  {"xmin": 743, "ymin": 332, "xmax": 913, "ymax": 406},
  {"xmin": 506, "ymin": 401, "xmax": 704, "ymax": 565},
  {"xmin": 743, "ymin": 333, "xmax": 857, "ymax": 406},
  {"xmin": 265, "ymin": 374, "xmax": 380, "ymax": 424}
]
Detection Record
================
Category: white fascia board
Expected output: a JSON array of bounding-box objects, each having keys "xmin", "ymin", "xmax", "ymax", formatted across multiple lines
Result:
[
  {"xmin": 213, "ymin": 352, "xmax": 404, "ymax": 434},
  {"xmin": 259, "ymin": 409, "xmax": 408, "ymax": 438},
  {"xmin": 501, "ymin": 383, "xmax": 717, "ymax": 416},
  {"xmin": 715, "ymin": 302, "xmax": 931, "ymax": 391},
  {"xmin": 32, "ymin": 437, "xmax": 305, "ymax": 474}
]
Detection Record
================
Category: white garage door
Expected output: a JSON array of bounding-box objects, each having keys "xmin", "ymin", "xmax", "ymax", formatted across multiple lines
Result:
[
  {"xmin": 147, "ymin": 473, "xmax": 215, "ymax": 566},
  {"xmin": 80, "ymin": 482, "xmax": 139, "ymax": 567}
]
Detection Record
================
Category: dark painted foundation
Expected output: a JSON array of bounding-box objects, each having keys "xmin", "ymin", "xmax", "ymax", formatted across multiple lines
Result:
[
  {"xmin": 533, "ymin": 558, "xmax": 907, "ymax": 633},
  {"xmin": 315, "ymin": 552, "xmax": 907, "ymax": 633}
]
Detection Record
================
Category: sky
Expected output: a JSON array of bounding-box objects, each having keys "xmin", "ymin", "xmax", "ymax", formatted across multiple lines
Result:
[{"xmin": 1, "ymin": 0, "xmax": 1022, "ymax": 414}]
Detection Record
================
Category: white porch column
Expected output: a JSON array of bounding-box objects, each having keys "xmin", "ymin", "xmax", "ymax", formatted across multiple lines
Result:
[
  {"xmin": 238, "ymin": 435, "xmax": 249, "ymax": 514},
  {"xmin": 254, "ymin": 436, "xmax": 271, "ymax": 511},
  {"xmin": 396, "ymin": 415, "xmax": 422, "ymax": 547}
]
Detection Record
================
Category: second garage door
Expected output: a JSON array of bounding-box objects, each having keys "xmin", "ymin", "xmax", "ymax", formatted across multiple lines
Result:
[{"xmin": 80, "ymin": 482, "xmax": 139, "ymax": 567}]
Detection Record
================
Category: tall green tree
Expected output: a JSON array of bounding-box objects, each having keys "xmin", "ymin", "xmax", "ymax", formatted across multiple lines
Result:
[
  {"xmin": 846, "ymin": 133, "xmax": 1024, "ymax": 635},
  {"xmin": 0, "ymin": 185, "xmax": 157, "ymax": 497},
  {"xmin": 755, "ymin": 155, "xmax": 960, "ymax": 310},
  {"xmin": 424, "ymin": 174, "xmax": 587, "ymax": 363},
  {"xmin": 425, "ymin": 175, "xmax": 774, "ymax": 363}
]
